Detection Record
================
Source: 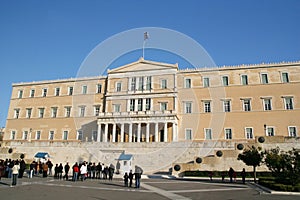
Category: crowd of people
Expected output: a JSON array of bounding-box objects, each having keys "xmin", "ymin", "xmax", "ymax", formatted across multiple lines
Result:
[{"xmin": 0, "ymin": 158, "xmax": 143, "ymax": 188}]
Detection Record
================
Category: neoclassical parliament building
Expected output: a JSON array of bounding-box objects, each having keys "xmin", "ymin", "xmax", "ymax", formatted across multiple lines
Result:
[{"xmin": 2, "ymin": 58, "xmax": 300, "ymax": 173}]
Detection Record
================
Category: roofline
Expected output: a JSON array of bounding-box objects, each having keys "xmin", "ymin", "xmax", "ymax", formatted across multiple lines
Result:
[
  {"xmin": 12, "ymin": 76, "xmax": 106, "ymax": 87},
  {"xmin": 107, "ymin": 57, "xmax": 178, "ymax": 74},
  {"xmin": 178, "ymin": 60, "xmax": 300, "ymax": 73}
]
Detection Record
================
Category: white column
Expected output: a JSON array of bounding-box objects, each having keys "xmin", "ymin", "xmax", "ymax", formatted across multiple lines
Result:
[
  {"xmin": 155, "ymin": 122, "xmax": 159, "ymax": 142},
  {"xmin": 129, "ymin": 123, "xmax": 132, "ymax": 142},
  {"xmin": 97, "ymin": 123, "xmax": 101, "ymax": 142},
  {"xmin": 172, "ymin": 123, "xmax": 177, "ymax": 142},
  {"xmin": 137, "ymin": 123, "xmax": 141, "ymax": 143},
  {"xmin": 104, "ymin": 123, "xmax": 108, "ymax": 142},
  {"xmin": 164, "ymin": 122, "xmax": 168, "ymax": 142},
  {"xmin": 146, "ymin": 123, "xmax": 150, "ymax": 143},
  {"xmin": 112, "ymin": 123, "xmax": 116, "ymax": 142},
  {"xmin": 120, "ymin": 123, "xmax": 124, "ymax": 142}
]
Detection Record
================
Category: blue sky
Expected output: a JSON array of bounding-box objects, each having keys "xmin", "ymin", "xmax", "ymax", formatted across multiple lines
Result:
[{"xmin": 0, "ymin": 0, "xmax": 299, "ymax": 127}]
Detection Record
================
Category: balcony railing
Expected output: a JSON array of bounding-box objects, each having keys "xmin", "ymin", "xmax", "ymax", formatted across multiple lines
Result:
[{"xmin": 98, "ymin": 110, "xmax": 176, "ymax": 118}]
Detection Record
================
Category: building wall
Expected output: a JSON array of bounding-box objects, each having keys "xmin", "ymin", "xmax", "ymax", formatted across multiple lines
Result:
[{"xmin": 3, "ymin": 60, "xmax": 300, "ymax": 144}]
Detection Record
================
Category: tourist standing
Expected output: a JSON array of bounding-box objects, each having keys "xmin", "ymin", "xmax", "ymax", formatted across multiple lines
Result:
[
  {"xmin": 80, "ymin": 162, "xmax": 87, "ymax": 181},
  {"xmin": 241, "ymin": 168, "xmax": 246, "ymax": 184},
  {"xmin": 64, "ymin": 162, "xmax": 70, "ymax": 181},
  {"xmin": 42, "ymin": 163, "xmax": 48, "ymax": 178},
  {"xmin": 228, "ymin": 167, "xmax": 234, "ymax": 183},
  {"xmin": 129, "ymin": 170, "xmax": 133, "ymax": 187},
  {"xmin": 134, "ymin": 166, "xmax": 143, "ymax": 188},
  {"xmin": 11, "ymin": 160, "xmax": 20, "ymax": 186},
  {"xmin": 72, "ymin": 162, "xmax": 79, "ymax": 182},
  {"xmin": 123, "ymin": 172, "xmax": 129, "ymax": 187}
]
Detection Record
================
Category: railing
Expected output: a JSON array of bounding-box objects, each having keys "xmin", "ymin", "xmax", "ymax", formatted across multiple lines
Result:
[{"xmin": 98, "ymin": 110, "xmax": 176, "ymax": 117}]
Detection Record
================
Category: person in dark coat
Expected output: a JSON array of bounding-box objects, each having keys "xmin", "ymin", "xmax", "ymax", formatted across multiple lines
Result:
[
  {"xmin": 18, "ymin": 159, "xmax": 26, "ymax": 178},
  {"xmin": 228, "ymin": 167, "xmax": 235, "ymax": 183},
  {"xmin": 129, "ymin": 170, "xmax": 134, "ymax": 187},
  {"xmin": 123, "ymin": 172, "xmax": 129, "ymax": 187},
  {"xmin": 241, "ymin": 168, "xmax": 246, "ymax": 184},
  {"xmin": 64, "ymin": 162, "xmax": 70, "ymax": 181}
]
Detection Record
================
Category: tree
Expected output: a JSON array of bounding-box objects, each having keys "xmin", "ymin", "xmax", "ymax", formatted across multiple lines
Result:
[
  {"xmin": 265, "ymin": 147, "xmax": 300, "ymax": 185},
  {"xmin": 238, "ymin": 145, "xmax": 264, "ymax": 183}
]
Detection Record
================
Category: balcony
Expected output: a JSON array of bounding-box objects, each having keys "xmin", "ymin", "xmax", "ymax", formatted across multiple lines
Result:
[{"xmin": 98, "ymin": 110, "xmax": 176, "ymax": 118}]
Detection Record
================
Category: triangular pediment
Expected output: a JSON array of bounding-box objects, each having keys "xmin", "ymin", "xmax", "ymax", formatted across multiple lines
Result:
[{"xmin": 108, "ymin": 58, "xmax": 178, "ymax": 74}]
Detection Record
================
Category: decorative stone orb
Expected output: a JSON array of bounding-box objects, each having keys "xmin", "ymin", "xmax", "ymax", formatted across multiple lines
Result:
[
  {"xmin": 195, "ymin": 157, "xmax": 202, "ymax": 164},
  {"xmin": 237, "ymin": 144, "xmax": 244, "ymax": 150},
  {"xmin": 174, "ymin": 164, "xmax": 181, "ymax": 171},
  {"xmin": 216, "ymin": 150, "xmax": 223, "ymax": 157},
  {"xmin": 258, "ymin": 136, "xmax": 265, "ymax": 143}
]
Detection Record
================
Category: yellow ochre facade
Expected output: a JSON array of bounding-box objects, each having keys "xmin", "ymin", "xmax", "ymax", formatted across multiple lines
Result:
[{"xmin": 3, "ymin": 58, "xmax": 300, "ymax": 144}]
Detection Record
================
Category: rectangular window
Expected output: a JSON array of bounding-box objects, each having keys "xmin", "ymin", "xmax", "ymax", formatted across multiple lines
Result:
[
  {"xmin": 49, "ymin": 131, "xmax": 54, "ymax": 140},
  {"xmin": 36, "ymin": 131, "xmax": 41, "ymax": 140},
  {"xmin": 116, "ymin": 82, "xmax": 122, "ymax": 92},
  {"xmin": 11, "ymin": 131, "xmax": 16, "ymax": 140},
  {"xmin": 205, "ymin": 128, "xmax": 212, "ymax": 140},
  {"xmin": 55, "ymin": 88, "xmax": 60, "ymax": 96},
  {"xmin": 145, "ymin": 98, "xmax": 151, "ymax": 110},
  {"xmin": 185, "ymin": 78, "xmax": 191, "ymax": 88},
  {"xmin": 267, "ymin": 127, "xmax": 274, "ymax": 136},
  {"xmin": 263, "ymin": 99, "xmax": 272, "ymax": 111},
  {"xmin": 130, "ymin": 99, "xmax": 135, "ymax": 111},
  {"xmin": 288, "ymin": 126, "xmax": 297, "ymax": 137},
  {"xmin": 185, "ymin": 102, "xmax": 192, "ymax": 114},
  {"xmin": 77, "ymin": 130, "xmax": 83, "ymax": 140},
  {"xmin": 138, "ymin": 77, "xmax": 144, "ymax": 91},
  {"xmin": 225, "ymin": 128, "xmax": 232, "ymax": 139},
  {"xmin": 261, "ymin": 73, "xmax": 269, "ymax": 84},
  {"xmin": 223, "ymin": 100, "xmax": 231, "ymax": 112},
  {"xmin": 203, "ymin": 77, "xmax": 210, "ymax": 87},
  {"xmin": 160, "ymin": 102, "xmax": 167, "ymax": 112},
  {"xmin": 14, "ymin": 109, "xmax": 20, "ymax": 119},
  {"xmin": 245, "ymin": 127, "xmax": 253, "ymax": 139},
  {"xmin": 222, "ymin": 76, "xmax": 229, "ymax": 86},
  {"xmin": 26, "ymin": 108, "xmax": 32, "ymax": 118},
  {"xmin": 18, "ymin": 90, "xmax": 23, "ymax": 98},
  {"xmin": 92, "ymin": 130, "xmax": 97, "ymax": 141},
  {"xmin": 65, "ymin": 107, "xmax": 71, "ymax": 117},
  {"xmin": 161, "ymin": 79, "xmax": 167, "ymax": 89},
  {"xmin": 114, "ymin": 104, "xmax": 121, "ymax": 112},
  {"xmin": 146, "ymin": 76, "xmax": 151, "ymax": 90},
  {"xmin": 131, "ymin": 77, "xmax": 136, "ymax": 91},
  {"xmin": 138, "ymin": 99, "xmax": 143, "ymax": 111},
  {"xmin": 82, "ymin": 85, "xmax": 87, "ymax": 94},
  {"xmin": 97, "ymin": 84, "xmax": 102, "ymax": 93},
  {"xmin": 243, "ymin": 99, "xmax": 251, "ymax": 111},
  {"xmin": 185, "ymin": 129, "xmax": 192, "ymax": 140},
  {"xmin": 51, "ymin": 107, "xmax": 58, "ymax": 118},
  {"xmin": 42, "ymin": 88, "xmax": 47, "ymax": 97},
  {"xmin": 241, "ymin": 75, "xmax": 248, "ymax": 85},
  {"xmin": 68, "ymin": 86, "xmax": 73, "ymax": 95},
  {"xmin": 23, "ymin": 131, "xmax": 28, "ymax": 140},
  {"xmin": 30, "ymin": 89, "xmax": 35, "ymax": 98},
  {"xmin": 282, "ymin": 72, "xmax": 289, "ymax": 83},
  {"xmin": 204, "ymin": 101, "xmax": 211, "ymax": 113},
  {"xmin": 39, "ymin": 108, "xmax": 44, "ymax": 118},
  {"xmin": 63, "ymin": 131, "xmax": 68, "ymax": 140},
  {"xmin": 94, "ymin": 106, "xmax": 100, "ymax": 116},
  {"xmin": 284, "ymin": 97, "xmax": 293, "ymax": 110},
  {"xmin": 79, "ymin": 106, "xmax": 85, "ymax": 117}
]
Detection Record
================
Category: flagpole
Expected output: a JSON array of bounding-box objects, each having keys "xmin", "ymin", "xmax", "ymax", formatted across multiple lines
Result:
[
  {"xmin": 143, "ymin": 32, "xmax": 149, "ymax": 59},
  {"xmin": 143, "ymin": 39, "xmax": 145, "ymax": 58}
]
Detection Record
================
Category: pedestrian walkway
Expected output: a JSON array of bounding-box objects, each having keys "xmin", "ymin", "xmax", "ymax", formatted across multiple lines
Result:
[{"xmin": 0, "ymin": 176, "xmax": 299, "ymax": 200}]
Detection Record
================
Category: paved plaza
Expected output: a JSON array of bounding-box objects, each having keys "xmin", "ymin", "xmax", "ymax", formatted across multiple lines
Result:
[{"xmin": 0, "ymin": 176, "xmax": 299, "ymax": 200}]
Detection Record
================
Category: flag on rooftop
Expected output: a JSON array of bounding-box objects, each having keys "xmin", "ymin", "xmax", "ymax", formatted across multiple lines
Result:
[{"xmin": 144, "ymin": 32, "xmax": 149, "ymax": 40}]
